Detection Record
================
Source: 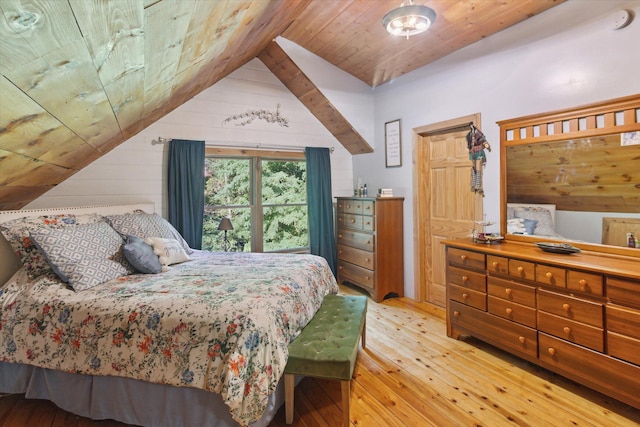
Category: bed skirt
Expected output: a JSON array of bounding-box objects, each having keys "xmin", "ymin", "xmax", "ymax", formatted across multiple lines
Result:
[{"xmin": 0, "ymin": 361, "xmax": 284, "ymax": 427}]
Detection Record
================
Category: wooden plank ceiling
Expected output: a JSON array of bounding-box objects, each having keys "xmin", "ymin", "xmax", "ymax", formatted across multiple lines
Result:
[{"xmin": 0, "ymin": 0, "xmax": 563, "ymax": 210}]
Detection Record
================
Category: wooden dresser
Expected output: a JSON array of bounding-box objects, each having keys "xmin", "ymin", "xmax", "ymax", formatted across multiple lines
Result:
[
  {"xmin": 444, "ymin": 239, "xmax": 640, "ymax": 409},
  {"xmin": 336, "ymin": 197, "xmax": 404, "ymax": 302}
]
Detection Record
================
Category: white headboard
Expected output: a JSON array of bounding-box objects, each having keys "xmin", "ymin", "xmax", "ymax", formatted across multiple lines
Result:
[
  {"xmin": 0, "ymin": 202, "xmax": 155, "ymax": 286},
  {"xmin": 0, "ymin": 202, "xmax": 155, "ymax": 223}
]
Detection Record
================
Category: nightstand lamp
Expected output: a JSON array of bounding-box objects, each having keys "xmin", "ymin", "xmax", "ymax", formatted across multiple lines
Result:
[{"xmin": 218, "ymin": 217, "xmax": 233, "ymax": 252}]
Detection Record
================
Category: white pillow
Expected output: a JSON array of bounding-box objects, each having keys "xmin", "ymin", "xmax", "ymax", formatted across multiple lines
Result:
[
  {"xmin": 507, "ymin": 218, "xmax": 527, "ymax": 234},
  {"xmin": 145, "ymin": 237, "xmax": 190, "ymax": 271}
]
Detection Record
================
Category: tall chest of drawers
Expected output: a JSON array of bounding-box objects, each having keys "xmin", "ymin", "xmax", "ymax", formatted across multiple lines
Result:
[
  {"xmin": 444, "ymin": 239, "xmax": 640, "ymax": 409},
  {"xmin": 336, "ymin": 197, "xmax": 404, "ymax": 302}
]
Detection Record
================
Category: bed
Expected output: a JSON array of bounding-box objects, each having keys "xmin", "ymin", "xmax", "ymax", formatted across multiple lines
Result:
[
  {"xmin": 0, "ymin": 203, "xmax": 339, "ymax": 427},
  {"xmin": 506, "ymin": 203, "xmax": 563, "ymax": 238}
]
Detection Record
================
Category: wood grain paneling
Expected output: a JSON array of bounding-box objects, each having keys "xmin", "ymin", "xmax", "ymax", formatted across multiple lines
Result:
[
  {"xmin": 506, "ymin": 135, "xmax": 640, "ymax": 212},
  {"xmin": 258, "ymin": 41, "xmax": 372, "ymax": 155}
]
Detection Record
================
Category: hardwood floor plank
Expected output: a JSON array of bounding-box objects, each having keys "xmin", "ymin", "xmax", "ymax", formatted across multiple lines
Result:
[
  {"xmin": 365, "ymin": 321, "xmax": 532, "ymax": 426},
  {"xmin": 353, "ymin": 353, "xmax": 443, "ymax": 426},
  {"xmin": 52, "ymin": 408, "xmax": 81, "ymax": 427},
  {"xmin": 2, "ymin": 288, "xmax": 638, "ymax": 427},
  {"xmin": 1, "ymin": 397, "xmax": 55, "ymax": 426},
  {"xmin": 289, "ymin": 379, "xmax": 333, "ymax": 427},
  {"xmin": 369, "ymin": 299, "xmax": 622, "ymax": 426},
  {"xmin": 374, "ymin": 298, "xmax": 639, "ymax": 425},
  {"xmin": 0, "ymin": 395, "xmax": 19, "ymax": 425},
  {"xmin": 298, "ymin": 378, "xmax": 342, "ymax": 427}
]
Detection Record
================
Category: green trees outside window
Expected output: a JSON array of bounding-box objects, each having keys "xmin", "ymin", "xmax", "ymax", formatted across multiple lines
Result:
[{"xmin": 203, "ymin": 156, "xmax": 308, "ymax": 252}]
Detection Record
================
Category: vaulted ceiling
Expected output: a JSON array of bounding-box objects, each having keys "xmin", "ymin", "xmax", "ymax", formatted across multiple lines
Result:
[{"xmin": 0, "ymin": 0, "xmax": 563, "ymax": 209}]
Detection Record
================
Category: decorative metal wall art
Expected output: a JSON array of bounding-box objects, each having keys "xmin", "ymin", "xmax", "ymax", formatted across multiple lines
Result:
[{"xmin": 223, "ymin": 104, "xmax": 289, "ymax": 127}]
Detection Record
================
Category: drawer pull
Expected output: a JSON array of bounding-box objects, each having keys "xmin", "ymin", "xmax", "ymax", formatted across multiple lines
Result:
[
  {"xmin": 505, "ymin": 288, "xmax": 512, "ymax": 295},
  {"xmin": 462, "ymin": 275, "xmax": 469, "ymax": 282},
  {"xmin": 346, "ymin": 204, "xmax": 351, "ymax": 208},
  {"xmin": 365, "ymin": 222, "xmax": 371, "ymax": 225},
  {"xmin": 339, "ymin": 266, "xmax": 343, "ymax": 270},
  {"xmin": 518, "ymin": 336, "xmax": 526, "ymax": 344},
  {"xmin": 545, "ymin": 272, "xmax": 553, "ymax": 278},
  {"xmin": 578, "ymin": 279, "xmax": 587, "ymax": 291},
  {"xmin": 547, "ymin": 347, "xmax": 556, "ymax": 356},
  {"xmin": 492, "ymin": 261, "xmax": 499, "ymax": 268},
  {"xmin": 460, "ymin": 255, "xmax": 467, "ymax": 261},
  {"xmin": 365, "ymin": 258, "xmax": 370, "ymax": 262},
  {"xmin": 462, "ymin": 293, "xmax": 469, "ymax": 300},
  {"xmin": 505, "ymin": 308, "xmax": 513, "ymax": 315},
  {"xmin": 338, "ymin": 234, "xmax": 343, "ymax": 238},
  {"xmin": 562, "ymin": 303, "xmax": 570, "ymax": 311},
  {"xmin": 366, "ymin": 240, "xmax": 371, "ymax": 244},
  {"xmin": 517, "ymin": 266, "xmax": 524, "ymax": 273},
  {"xmin": 351, "ymin": 219, "xmax": 356, "ymax": 223},
  {"xmin": 563, "ymin": 326, "xmax": 571, "ymax": 334},
  {"xmin": 453, "ymin": 311, "xmax": 460, "ymax": 317}
]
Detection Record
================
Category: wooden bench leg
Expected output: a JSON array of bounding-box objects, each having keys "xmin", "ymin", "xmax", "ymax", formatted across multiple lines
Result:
[
  {"xmin": 285, "ymin": 374, "xmax": 295, "ymax": 424},
  {"xmin": 341, "ymin": 380, "xmax": 350, "ymax": 427}
]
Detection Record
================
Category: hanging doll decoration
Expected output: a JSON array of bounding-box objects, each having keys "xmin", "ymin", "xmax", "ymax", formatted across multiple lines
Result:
[{"xmin": 466, "ymin": 123, "xmax": 491, "ymax": 195}]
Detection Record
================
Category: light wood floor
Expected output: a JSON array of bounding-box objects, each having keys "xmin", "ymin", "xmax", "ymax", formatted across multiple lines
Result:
[{"xmin": 1, "ymin": 285, "xmax": 638, "ymax": 427}]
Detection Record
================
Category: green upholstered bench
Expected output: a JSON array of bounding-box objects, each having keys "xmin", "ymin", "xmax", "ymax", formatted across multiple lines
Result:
[{"xmin": 284, "ymin": 294, "xmax": 367, "ymax": 426}]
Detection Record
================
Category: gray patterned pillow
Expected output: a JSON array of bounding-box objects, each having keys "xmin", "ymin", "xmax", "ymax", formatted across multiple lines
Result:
[
  {"xmin": 30, "ymin": 222, "xmax": 135, "ymax": 291},
  {"xmin": 0, "ymin": 213, "xmax": 104, "ymax": 279},
  {"xmin": 106, "ymin": 213, "xmax": 192, "ymax": 254}
]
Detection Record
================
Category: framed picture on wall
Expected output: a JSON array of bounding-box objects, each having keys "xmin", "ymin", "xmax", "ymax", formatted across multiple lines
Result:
[{"xmin": 385, "ymin": 119, "xmax": 402, "ymax": 167}]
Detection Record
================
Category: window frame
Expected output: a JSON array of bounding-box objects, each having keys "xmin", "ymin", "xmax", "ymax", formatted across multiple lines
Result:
[{"xmin": 204, "ymin": 147, "xmax": 307, "ymax": 253}]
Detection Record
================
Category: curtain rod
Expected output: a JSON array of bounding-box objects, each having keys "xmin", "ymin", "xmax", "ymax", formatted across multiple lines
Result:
[
  {"xmin": 427, "ymin": 121, "xmax": 476, "ymax": 135},
  {"xmin": 151, "ymin": 137, "xmax": 334, "ymax": 153}
]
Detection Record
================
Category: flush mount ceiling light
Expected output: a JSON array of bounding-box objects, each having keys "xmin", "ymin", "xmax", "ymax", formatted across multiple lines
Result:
[{"xmin": 382, "ymin": 0, "xmax": 436, "ymax": 39}]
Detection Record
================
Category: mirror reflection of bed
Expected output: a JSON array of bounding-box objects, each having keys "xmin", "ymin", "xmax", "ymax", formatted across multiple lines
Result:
[
  {"xmin": 500, "ymin": 95, "xmax": 640, "ymax": 252},
  {"xmin": 507, "ymin": 202, "xmax": 640, "ymax": 246}
]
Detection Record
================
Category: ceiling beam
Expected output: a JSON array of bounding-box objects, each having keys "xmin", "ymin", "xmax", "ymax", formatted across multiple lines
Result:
[{"xmin": 258, "ymin": 41, "xmax": 373, "ymax": 155}]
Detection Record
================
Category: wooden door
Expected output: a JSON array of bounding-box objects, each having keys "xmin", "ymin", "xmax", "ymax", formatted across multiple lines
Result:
[{"xmin": 413, "ymin": 114, "xmax": 483, "ymax": 306}]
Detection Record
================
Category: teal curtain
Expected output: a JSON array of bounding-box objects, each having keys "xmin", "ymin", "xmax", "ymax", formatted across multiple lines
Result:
[
  {"xmin": 306, "ymin": 147, "xmax": 337, "ymax": 276},
  {"xmin": 168, "ymin": 139, "xmax": 205, "ymax": 249}
]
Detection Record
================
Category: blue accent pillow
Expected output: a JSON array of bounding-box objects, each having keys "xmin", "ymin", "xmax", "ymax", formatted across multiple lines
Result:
[
  {"xmin": 124, "ymin": 234, "xmax": 162, "ymax": 274},
  {"xmin": 523, "ymin": 218, "xmax": 538, "ymax": 235}
]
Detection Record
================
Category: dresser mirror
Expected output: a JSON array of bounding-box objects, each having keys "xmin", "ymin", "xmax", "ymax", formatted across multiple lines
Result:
[{"xmin": 498, "ymin": 94, "xmax": 640, "ymax": 257}]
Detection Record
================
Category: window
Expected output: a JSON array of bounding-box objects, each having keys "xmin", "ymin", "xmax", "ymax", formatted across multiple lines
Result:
[{"xmin": 203, "ymin": 152, "xmax": 307, "ymax": 253}]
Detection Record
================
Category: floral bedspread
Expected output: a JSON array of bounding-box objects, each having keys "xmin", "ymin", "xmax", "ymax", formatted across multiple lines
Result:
[{"xmin": 0, "ymin": 252, "xmax": 338, "ymax": 426}]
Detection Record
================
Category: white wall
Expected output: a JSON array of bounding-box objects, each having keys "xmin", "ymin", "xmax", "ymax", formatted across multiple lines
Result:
[
  {"xmin": 355, "ymin": 0, "xmax": 640, "ymax": 299},
  {"xmin": 26, "ymin": 59, "xmax": 359, "ymax": 215},
  {"xmin": 276, "ymin": 37, "xmax": 375, "ymax": 152}
]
